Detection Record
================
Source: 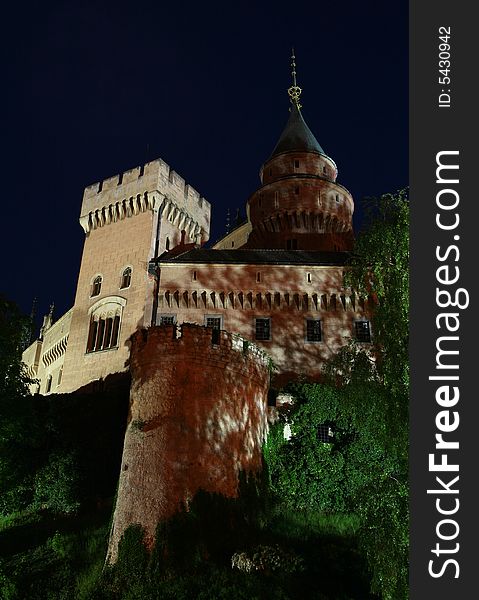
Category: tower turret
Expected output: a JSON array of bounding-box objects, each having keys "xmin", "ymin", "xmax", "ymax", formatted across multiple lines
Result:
[{"xmin": 246, "ymin": 51, "xmax": 354, "ymax": 251}]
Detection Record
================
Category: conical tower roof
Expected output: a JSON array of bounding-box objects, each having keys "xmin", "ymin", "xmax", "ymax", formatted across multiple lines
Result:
[{"xmin": 269, "ymin": 102, "xmax": 325, "ymax": 158}]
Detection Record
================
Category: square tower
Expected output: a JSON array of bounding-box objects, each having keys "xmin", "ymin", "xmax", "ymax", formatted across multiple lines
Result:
[{"xmin": 60, "ymin": 158, "xmax": 210, "ymax": 393}]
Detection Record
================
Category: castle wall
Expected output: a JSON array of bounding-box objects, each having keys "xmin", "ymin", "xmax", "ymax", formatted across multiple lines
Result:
[
  {"xmin": 156, "ymin": 262, "xmax": 373, "ymax": 385},
  {"xmin": 22, "ymin": 309, "xmax": 73, "ymax": 394},
  {"xmin": 22, "ymin": 339, "xmax": 43, "ymax": 393},
  {"xmin": 107, "ymin": 324, "xmax": 270, "ymax": 562},
  {"xmin": 61, "ymin": 211, "xmax": 156, "ymax": 392},
  {"xmin": 36, "ymin": 308, "xmax": 73, "ymax": 394}
]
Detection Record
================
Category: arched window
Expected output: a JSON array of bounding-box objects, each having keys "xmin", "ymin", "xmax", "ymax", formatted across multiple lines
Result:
[
  {"xmin": 86, "ymin": 297, "xmax": 126, "ymax": 353},
  {"xmin": 91, "ymin": 275, "xmax": 102, "ymax": 297},
  {"xmin": 120, "ymin": 267, "xmax": 132, "ymax": 289}
]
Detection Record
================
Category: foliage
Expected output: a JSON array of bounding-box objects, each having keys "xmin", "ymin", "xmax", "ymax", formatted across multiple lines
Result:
[
  {"xmin": 0, "ymin": 315, "xmax": 129, "ymax": 518},
  {"xmin": 33, "ymin": 451, "xmax": 81, "ymax": 514},
  {"xmin": 344, "ymin": 188, "xmax": 409, "ymax": 397},
  {"xmin": 0, "ymin": 295, "xmax": 34, "ymax": 408},
  {"xmin": 264, "ymin": 382, "xmax": 408, "ymax": 599},
  {"xmin": 0, "ymin": 296, "xmax": 42, "ymax": 514},
  {"xmin": 265, "ymin": 191, "xmax": 410, "ymax": 599}
]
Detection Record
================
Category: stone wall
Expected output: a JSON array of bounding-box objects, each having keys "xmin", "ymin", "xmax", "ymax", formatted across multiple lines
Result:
[
  {"xmin": 107, "ymin": 324, "xmax": 271, "ymax": 562},
  {"xmin": 155, "ymin": 262, "xmax": 373, "ymax": 386}
]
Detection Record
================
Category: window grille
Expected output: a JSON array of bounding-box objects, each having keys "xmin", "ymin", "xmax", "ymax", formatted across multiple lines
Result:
[
  {"xmin": 355, "ymin": 320, "xmax": 371, "ymax": 343},
  {"xmin": 255, "ymin": 318, "xmax": 271, "ymax": 341},
  {"xmin": 306, "ymin": 319, "xmax": 322, "ymax": 342}
]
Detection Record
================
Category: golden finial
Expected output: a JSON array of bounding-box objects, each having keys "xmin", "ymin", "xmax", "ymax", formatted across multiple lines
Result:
[{"xmin": 288, "ymin": 48, "xmax": 302, "ymax": 109}]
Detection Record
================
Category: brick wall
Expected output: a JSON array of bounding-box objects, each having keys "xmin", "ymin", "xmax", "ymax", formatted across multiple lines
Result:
[{"xmin": 107, "ymin": 324, "xmax": 270, "ymax": 562}]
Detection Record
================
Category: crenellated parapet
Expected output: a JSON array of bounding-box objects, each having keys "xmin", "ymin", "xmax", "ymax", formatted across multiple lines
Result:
[{"xmin": 79, "ymin": 158, "xmax": 211, "ymax": 242}]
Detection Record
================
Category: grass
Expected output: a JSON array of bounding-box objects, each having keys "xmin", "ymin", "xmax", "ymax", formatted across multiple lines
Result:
[
  {"xmin": 266, "ymin": 505, "xmax": 361, "ymax": 539},
  {"xmin": 0, "ymin": 508, "xmax": 111, "ymax": 600},
  {"xmin": 0, "ymin": 502, "xmax": 376, "ymax": 600}
]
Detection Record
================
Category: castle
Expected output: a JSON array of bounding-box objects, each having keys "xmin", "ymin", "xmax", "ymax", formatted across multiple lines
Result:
[
  {"xmin": 22, "ymin": 70, "xmax": 372, "ymax": 395},
  {"xmin": 21, "ymin": 60, "xmax": 375, "ymax": 560}
]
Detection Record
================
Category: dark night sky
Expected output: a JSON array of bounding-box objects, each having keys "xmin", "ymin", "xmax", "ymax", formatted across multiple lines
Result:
[{"xmin": 4, "ymin": 0, "xmax": 407, "ymax": 324}]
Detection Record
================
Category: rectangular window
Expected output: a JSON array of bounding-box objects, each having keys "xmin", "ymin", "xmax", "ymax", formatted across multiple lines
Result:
[
  {"xmin": 205, "ymin": 315, "xmax": 222, "ymax": 330},
  {"xmin": 355, "ymin": 320, "xmax": 371, "ymax": 343},
  {"xmin": 318, "ymin": 424, "xmax": 333, "ymax": 443},
  {"xmin": 286, "ymin": 239, "xmax": 298, "ymax": 250},
  {"xmin": 306, "ymin": 319, "xmax": 322, "ymax": 342},
  {"xmin": 159, "ymin": 314, "xmax": 176, "ymax": 326},
  {"xmin": 255, "ymin": 317, "xmax": 271, "ymax": 341},
  {"xmin": 294, "ymin": 159, "xmax": 300, "ymax": 169}
]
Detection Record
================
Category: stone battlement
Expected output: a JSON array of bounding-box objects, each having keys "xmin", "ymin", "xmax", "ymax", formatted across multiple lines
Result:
[
  {"xmin": 80, "ymin": 158, "xmax": 210, "ymax": 236},
  {"xmin": 129, "ymin": 323, "xmax": 270, "ymax": 378}
]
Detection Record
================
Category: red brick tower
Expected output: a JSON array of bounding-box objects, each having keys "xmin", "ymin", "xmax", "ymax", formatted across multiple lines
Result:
[{"xmin": 246, "ymin": 52, "xmax": 354, "ymax": 252}]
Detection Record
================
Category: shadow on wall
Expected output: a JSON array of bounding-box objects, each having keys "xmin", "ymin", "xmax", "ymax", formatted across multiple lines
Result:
[{"xmin": 156, "ymin": 259, "xmax": 374, "ymax": 387}]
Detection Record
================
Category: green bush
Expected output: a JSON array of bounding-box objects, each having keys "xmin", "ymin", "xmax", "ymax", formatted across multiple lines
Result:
[{"xmin": 33, "ymin": 452, "xmax": 81, "ymax": 515}]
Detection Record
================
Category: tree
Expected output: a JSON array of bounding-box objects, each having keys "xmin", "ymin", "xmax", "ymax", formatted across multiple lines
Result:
[
  {"xmin": 264, "ymin": 190, "xmax": 410, "ymax": 600},
  {"xmin": 0, "ymin": 295, "xmax": 41, "ymax": 513},
  {"xmin": 344, "ymin": 188, "xmax": 409, "ymax": 397}
]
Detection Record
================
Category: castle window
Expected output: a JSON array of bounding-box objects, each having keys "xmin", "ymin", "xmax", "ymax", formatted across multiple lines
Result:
[
  {"xmin": 231, "ymin": 241, "xmax": 235, "ymax": 247},
  {"xmin": 307, "ymin": 272, "xmax": 312, "ymax": 284},
  {"xmin": 57, "ymin": 367, "xmax": 63, "ymax": 387},
  {"xmin": 355, "ymin": 320, "xmax": 371, "ymax": 343},
  {"xmin": 97, "ymin": 181, "xmax": 103, "ymax": 193},
  {"xmin": 86, "ymin": 297, "xmax": 125, "ymax": 353},
  {"xmin": 95, "ymin": 319, "xmax": 106, "ymax": 350},
  {"xmin": 205, "ymin": 315, "xmax": 222, "ymax": 330},
  {"xmin": 139, "ymin": 164, "xmax": 144, "ymax": 177},
  {"xmin": 286, "ymin": 239, "xmax": 298, "ymax": 250},
  {"xmin": 111, "ymin": 315, "xmax": 120, "ymax": 346},
  {"xmin": 91, "ymin": 276, "xmax": 102, "ymax": 298},
  {"xmin": 255, "ymin": 317, "xmax": 271, "ymax": 341},
  {"xmin": 166, "ymin": 237, "xmax": 170, "ymax": 251},
  {"xmin": 323, "ymin": 166, "xmax": 326, "ymax": 173},
  {"xmin": 295, "ymin": 186, "xmax": 299, "ymax": 195},
  {"xmin": 294, "ymin": 160, "xmax": 300, "ymax": 169},
  {"xmin": 306, "ymin": 319, "xmax": 322, "ymax": 342},
  {"xmin": 120, "ymin": 267, "xmax": 132, "ymax": 289},
  {"xmin": 256, "ymin": 272, "xmax": 261, "ymax": 283},
  {"xmin": 46, "ymin": 375, "xmax": 52, "ymax": 394},
  {"xmin": 318, "ymin": 424, "xmax": 334, "ymax": 443},
  {"xmin": 159, "ymin": 314, "xmax": 176, "ymax": 325},
  {"xmin": 274, "ymin": 191, "xmax": 279, "ymax": 208},
  {"xmin": 118, "ymin": 173, "xmax": 123, "ymax": 185},
  {"xmin": 193, "ymin": 270, "xmax": 197, "ymax": 281},
  {"xmin": 336, "ymin": 194, "xmax": 340, "ymax": 203}
]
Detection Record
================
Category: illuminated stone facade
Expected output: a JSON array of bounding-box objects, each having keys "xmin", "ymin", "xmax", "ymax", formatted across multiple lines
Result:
[{"xmin": 22, "ymin": 100, "xmax": 372, "ymax": 393}]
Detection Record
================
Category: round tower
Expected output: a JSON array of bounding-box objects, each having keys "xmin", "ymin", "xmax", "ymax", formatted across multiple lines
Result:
[{"xmin": 245, "ymin": 53, "xmax": 354, "ymax": 252}]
